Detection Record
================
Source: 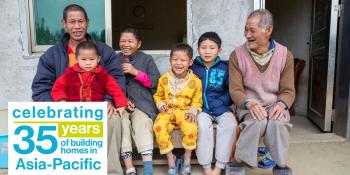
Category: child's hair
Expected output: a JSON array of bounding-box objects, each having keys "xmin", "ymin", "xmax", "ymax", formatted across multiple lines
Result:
[
  {"xmin": 120, "ymin": 25, "xmax": 141, "ymax": 41},
  {"xmin": 170, "ymin": 43, "xmax": 193, "ymax": 59},
  {"xmin": 197, "ymin": 32, "xmax": 222, "ymax": 48},
  {"xmin": 63, "ymin": 4, "xmax": 89, "ymax": 21},
  {"xmin": 75, "ymin": 41, "xmax": 100, "ymax": 57}
]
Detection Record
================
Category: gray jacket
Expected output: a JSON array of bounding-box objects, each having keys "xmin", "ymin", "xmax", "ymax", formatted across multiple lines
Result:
[{"xmin": 118, "ymin": 51, "xmax": 161, "ymax": 119}]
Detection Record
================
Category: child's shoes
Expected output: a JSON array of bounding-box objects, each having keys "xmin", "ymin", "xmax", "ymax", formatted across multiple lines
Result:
[
  {"xmin": 168, "ymin": 157, "xmax": 181, "ymax": 175},
  {"xmin": 180, "ymin": 156, "xmax": 192, "ymax": 175}
]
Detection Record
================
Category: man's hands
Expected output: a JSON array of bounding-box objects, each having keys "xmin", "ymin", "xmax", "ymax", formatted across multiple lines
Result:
[
  {"xmin": 107, "ymin": 101, "xmax": 125, "ymax": 118},
  {"xmin": 247, "ymin": 101, "xmax": 267, "ymax": 120},
  {"xmin": 268, "ymin": 102, "xmax": 286, "ymax": 120},
  {"xmin": 122, "ymin": 63, "xmax": 138, "ymax": 76},
  {"xmin": 107, "ymin": 101, "xmax": 115, "ymax": 118},
  {"xmin": 115, "ymin": 106, "xmax": 125, "ymax": 118},
  {"xmin": 247, "ymin": 101, "xmax": 286, "ymax": 120}
]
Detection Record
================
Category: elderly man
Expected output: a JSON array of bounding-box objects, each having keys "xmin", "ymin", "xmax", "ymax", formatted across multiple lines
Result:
[
  {"xmin": 31, "ymin": 4, "xmax": 125, "ymax": 175},
  {"xmin": 229, "ymin": 9, "xmax": 295, "ymax": 175}
]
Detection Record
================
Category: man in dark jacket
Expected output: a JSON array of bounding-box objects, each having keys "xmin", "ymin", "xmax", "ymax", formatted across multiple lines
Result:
[{"xmin": 31, "ymin": 4, "xmax": 125, "ymax": 175}]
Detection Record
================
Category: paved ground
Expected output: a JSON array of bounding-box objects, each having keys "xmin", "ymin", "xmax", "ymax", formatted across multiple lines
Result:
[
  {"xmin": 2, "ymin": 142, "xmax": 350, "ymax": 175},
  {"xmin": 1, "ymin": 112, "xmax": 349, "ymax": 174}
]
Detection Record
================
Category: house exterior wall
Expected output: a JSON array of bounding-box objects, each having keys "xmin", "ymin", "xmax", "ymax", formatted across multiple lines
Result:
[{"xmin": 0, "ymin": 0, "xmax": 253, "ymax": 110}]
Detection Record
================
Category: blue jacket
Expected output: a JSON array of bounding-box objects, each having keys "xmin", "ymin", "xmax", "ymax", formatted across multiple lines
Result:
[
  {"xmin": 32, "ymin": 33, "xmax": 125, "ymax": 101},
  {"xmin": 192, "ymin": 56, "xmax": 232, "ymax": 117}
]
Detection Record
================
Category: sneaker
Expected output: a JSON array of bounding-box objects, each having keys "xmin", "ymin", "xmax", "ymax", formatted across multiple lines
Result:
[
  {"xmin": 258, "ymin": 147, "xmax": 269, "ymax": 155},
  {"xmin": 179, "ymin": 156, "xmax": 192, "ymax": 175},
  {"xmin": 168, "ymin": 157, "xmax": 181, "ymax": 175},
  {"xmin": 273, "ymin": 165, "xmax": 293, "ymax": 175},
  {"xmin": 144, "ymin": 171, "xmax": 153, "ymax": 175},
  {"xmin": 126, "ymin": 167, "xmax": 137, "ymax": 175},
  {"xmin": 258, "ymin": 147, "xmax": 276, "ymax": 169},
  {"xmin": 226, "ymin": 162, "xmax": 245, "ymax": 175},
  {"xmin": 168, "ymin": 167, "xmax": 177, "ymax": 175}
]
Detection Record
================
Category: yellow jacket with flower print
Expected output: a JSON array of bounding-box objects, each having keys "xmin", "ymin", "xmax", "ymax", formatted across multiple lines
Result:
[{"xmin": 154, "ymin": 70, "xmax": 202, "ymax": 112}]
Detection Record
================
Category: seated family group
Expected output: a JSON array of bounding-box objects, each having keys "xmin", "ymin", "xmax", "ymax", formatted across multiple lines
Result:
[{"xmin": 31, "ymin": 4, "xmax": 295, "ymax": 175}]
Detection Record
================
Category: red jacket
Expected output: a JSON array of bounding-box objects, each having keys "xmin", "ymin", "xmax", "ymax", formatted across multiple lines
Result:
[{"xmin": 51, "ymin": 64, "xmax": 127, "ymax": 108}]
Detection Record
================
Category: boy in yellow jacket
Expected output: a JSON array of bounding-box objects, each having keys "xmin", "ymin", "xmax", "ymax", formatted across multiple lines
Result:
[{"xmin": 153, "ymin": 43, "xmax": 202, "ymax": 175}]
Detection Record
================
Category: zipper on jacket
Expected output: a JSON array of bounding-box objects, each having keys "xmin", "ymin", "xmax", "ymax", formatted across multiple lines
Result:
[{"xmin": 204, "ymin": 68, "xmax": 210, "ymax": 110}]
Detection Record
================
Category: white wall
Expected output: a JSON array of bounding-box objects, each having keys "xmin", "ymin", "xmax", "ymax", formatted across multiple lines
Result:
[
  {"xmin": 0, "ymin": 0, "xmax": 253, "ymax": 111},
  {"xmin": 190, "ymin": 0, "xmax": 253, "ymax": 59},
  {"xmin": 266, "ymin": 0, "xmax": 312, "ymax": 115},
  {"xmin": 0, "ymin": 0, "xmax": 37, "ymax": 110}
]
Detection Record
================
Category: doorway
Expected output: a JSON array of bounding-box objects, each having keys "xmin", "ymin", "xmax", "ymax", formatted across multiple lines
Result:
[
  {"xmin": 111, "ymin": 0, "xmax": 187, "ymax": 50},
  {"xmin": 265, "ymin": 0, "xmax": 341, "ymax": 134},
  {"xmin": 266, "ymin": 0, "xmax": 322, "ymax": 135}
]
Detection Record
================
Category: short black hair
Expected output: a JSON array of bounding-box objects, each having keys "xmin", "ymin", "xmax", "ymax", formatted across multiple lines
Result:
[
  {"xmin": 63, "ymin": 4, "xmax": 89, "ymax": 21},
  {"xmin": 170, "ymin": 43, "xmax": 193, "ymax": 59},
  {"xmin": 76, "ymin": 41, "xmax": 100, "ymax": 56},
  {"xmin": 120, "ymin": 25, "xmax": 141, "ymax": 41},
  {"xmin": 198, "ymin": 32, "xmax": 222, "ymax": 48}
]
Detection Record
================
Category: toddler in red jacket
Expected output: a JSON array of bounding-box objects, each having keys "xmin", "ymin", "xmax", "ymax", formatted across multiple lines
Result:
[{"xmin": 51, "ymin": 41, "xmax": 127, "ymax": 116}]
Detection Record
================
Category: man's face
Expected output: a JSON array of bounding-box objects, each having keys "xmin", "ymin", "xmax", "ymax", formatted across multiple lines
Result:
[
  {"xmin": 244, "ymin": 16, "xmax": 271, "ymax": 52},
  {"xmin": 62, "ymin": 10, "xmax": 89, "ymax": 42}
]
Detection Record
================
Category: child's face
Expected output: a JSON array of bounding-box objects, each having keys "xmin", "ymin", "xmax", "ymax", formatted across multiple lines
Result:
[
  {"xmin": 198, "ymin": 39, "xmax": 222, "ymax": 66},
  {"xmin": 76, "ymin": 49, "xmax": 100, "ymax": 72},
  {"xmin": 170, "ymin": 50, "xmax": 193, "ymax": 78},
  {"xmin": 119, "ymin": 32, "xmax": 141, "ymax": 57}
]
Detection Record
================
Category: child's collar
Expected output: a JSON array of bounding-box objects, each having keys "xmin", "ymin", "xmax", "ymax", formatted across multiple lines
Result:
[
  {"xmin": 169, "ymin": 69, "xmax": 193, "ymax": 79},
  {"xmin": 195, "ymin": 56, "xmax": 221, "ymax": 68}
]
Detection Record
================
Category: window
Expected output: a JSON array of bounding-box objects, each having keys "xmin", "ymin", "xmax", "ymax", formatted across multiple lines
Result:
[
  {"xmin": 111, "ymin": 0, "xmax": 187, "ymax": 50},
  {"xmin": 28, "ymin": 0, "xmax": 109, "ymax": 52},
  {"xmin": 28, "ymin": 0, "xmax": 187, "ymax": 52}
]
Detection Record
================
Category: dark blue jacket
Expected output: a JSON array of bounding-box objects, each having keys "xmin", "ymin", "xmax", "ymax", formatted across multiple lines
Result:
[
  {"xmin": 192, "ymin": 56, "xmax": 232, "ymax": 117},
  {"xmin": 32, "ymin": 33, "xmax": 125, "ymax": 101}
]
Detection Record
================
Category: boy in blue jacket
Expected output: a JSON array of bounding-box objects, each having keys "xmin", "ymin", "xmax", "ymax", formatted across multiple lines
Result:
[{"xmin": 192, "ymin": 32, "xmax": 238, "ymax": 175}]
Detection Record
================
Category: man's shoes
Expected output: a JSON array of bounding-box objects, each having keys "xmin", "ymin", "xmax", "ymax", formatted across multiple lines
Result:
[
  {"xmin": 225, "ymin": 161, "xmax": 245, "ymax": 175},
  {"xmin": 258, "ymin": 147, "xmax": 276, "ymax": 169},
  {"xmin": 272, "ymin": 165, "xmax": 293, "ymax": 175}
]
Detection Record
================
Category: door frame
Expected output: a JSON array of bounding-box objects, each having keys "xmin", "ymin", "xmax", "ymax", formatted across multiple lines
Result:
[
  {"xmin": 254, "ymin": 0, "xmax": 265, "ymax": 9},
  {"xmin": 308, "ymin": 0, "xmax": 339, "ymax": 131},
  {"xmin": 323, "ymin": 0, "xmax": 339, "ymax": 131}
]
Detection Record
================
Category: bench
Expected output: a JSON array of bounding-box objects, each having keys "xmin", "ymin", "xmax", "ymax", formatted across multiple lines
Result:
[
  {"xmin": 133, "ymin": 125, "xmax": 217, "ymax": 165},
  {"xmin": 133, "ymin": 121, "xmax": 240, "ymax": 165}
]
